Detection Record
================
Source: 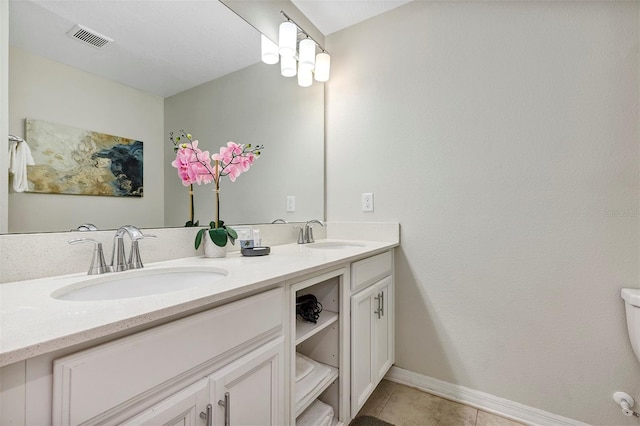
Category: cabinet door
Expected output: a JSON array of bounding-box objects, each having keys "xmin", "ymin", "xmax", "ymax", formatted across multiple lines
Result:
[
  {"xmin": 351, "ymin": 282, "xmax": 378, "ymax": 417},
  {"xmin": 351, "ymin": 275, "xmax": 394, "ymax": 418},
  {"xmin": 121, "ymin": 378, "xmax": 209, "ymax": 426},
  {"xmin": 209, "ymin": 338, "xmax": 284, "ymax": 426}
]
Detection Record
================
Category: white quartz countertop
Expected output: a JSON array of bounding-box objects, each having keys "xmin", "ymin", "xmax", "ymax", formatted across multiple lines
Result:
[{"xmin": 0, "ymin": 239, "xmax": 397, "ymax": 367}]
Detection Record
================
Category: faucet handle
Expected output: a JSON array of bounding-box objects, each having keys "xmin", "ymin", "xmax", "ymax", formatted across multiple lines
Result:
[
  {"xmin": 128, "ymin": 240, "xmax": 144, "ymax": 269},
  {"xmin": 305, "ymin": 226, "xmax": 315, "ymax": 244},
  {"xmin": 132, "ymin": 233, "xmax": 157, "ymax": 241},
  {"xmin": 294, "ymin": 226, "xmax": 305, "ymax": 244},
  {"xmin": 127, "ymin": 234, "xmax": 157, "ymax": 269},
  {"xmin": 68, "ymin": 238, "xmax": 110, "ymax": 275}
]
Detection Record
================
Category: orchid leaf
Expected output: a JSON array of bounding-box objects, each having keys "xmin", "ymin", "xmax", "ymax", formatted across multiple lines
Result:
[
  {"xmin": 195, "ymin": 229, "xmax": 205, "ymax": 249},
  {"xmin": 209, "ymin": 228, "xmax": 228, "ymax": 247},
  {"xmin": 227, "ymin": 230, "xmax": 236, "ymax": 245}
]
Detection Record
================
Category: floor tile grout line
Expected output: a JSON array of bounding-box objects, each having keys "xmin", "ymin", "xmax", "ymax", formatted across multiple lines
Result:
[{"xmin": 376, "ymin": 383, "xmax": 398, "ymax": 418}]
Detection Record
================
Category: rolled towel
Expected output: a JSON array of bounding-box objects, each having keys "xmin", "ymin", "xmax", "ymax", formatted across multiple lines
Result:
[{"xmin": 8, "ymin": 139, "xmax": 35, "ymax": 192}]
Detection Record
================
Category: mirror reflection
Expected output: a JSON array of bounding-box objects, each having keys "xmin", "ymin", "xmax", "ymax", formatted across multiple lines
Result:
[{"xmin": 6, "ymin": 0, "xmax": 324, "ymax": 234}]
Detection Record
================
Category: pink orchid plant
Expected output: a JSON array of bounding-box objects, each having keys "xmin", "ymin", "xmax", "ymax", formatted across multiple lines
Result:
[{"xmin": 169, "ymin": 130, "xmax": 263, "ymax": 248}]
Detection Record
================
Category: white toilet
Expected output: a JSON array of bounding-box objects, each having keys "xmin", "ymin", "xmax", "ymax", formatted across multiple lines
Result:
[{"xmin": 622, "ymin": 288, "xmax": 640, "ymax": 363}]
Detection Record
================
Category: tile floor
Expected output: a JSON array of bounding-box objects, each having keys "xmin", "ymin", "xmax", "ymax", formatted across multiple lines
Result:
[{"xmin": 356, "ymin": 380, "xmax": 526, "ymax": 426}]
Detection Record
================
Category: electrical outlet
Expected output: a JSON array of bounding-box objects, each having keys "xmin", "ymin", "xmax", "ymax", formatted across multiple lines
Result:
[
  {"xmin": 286, "ymin": 196, "xmax": 296, "ymax": 212},
  {"xmin": 362, "ymin": 193, "xmax": 374, "ymax": 212}
]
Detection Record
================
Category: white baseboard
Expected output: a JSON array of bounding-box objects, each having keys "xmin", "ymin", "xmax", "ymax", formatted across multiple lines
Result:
[{"xmin": 384, "ymin": 366, "xmax": 590, "ymax": 426}]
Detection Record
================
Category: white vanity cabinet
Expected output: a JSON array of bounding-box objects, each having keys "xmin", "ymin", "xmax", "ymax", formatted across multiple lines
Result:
[
  {"xmin": 0, "ymin": 237, "xmax": 399, "ymax": 426},
  {"xmin": 52, "ymin": 287, "xmax": 285, "ymax": 426},
  {"xmin": 350, "ymin": 251, "xmax": 395, "ymax": 418},
  {"xmin": 125, "ymin": 338, "xmax": 284, "ymax": 426}
]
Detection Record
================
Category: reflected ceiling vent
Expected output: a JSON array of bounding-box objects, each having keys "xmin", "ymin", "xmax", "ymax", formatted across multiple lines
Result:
[{"xmin": 66, "ymin": 24, "xmax": 113, "ymax": 48}]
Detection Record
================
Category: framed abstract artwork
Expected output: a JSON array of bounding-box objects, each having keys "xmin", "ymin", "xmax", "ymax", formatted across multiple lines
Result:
[{"xmin": 25, "ymin": 118, "xmax": 143, "ymax": 197}]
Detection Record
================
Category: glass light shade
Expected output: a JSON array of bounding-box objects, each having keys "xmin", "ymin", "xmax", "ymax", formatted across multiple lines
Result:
[
  {"xmin": 261, "ymin": 34, "xmax": 279, "ymax": 65},
  {"xmin": 298, "ymin": 64, "xmax": 313, "ymax": 87},
  {"xmin": 314, "ymin": 52, "xmax": 330, "ymax": 82},
  {"xmin": 299, "ymin": 38, "xmax": 316, "ymax": 71},
  {"xmin": 278, "ymin": 21, "xmax": 297, "ymax": 57},
  {"xmin": 281, "ymin": 54, "xmax": 297, "ymax": 77}
]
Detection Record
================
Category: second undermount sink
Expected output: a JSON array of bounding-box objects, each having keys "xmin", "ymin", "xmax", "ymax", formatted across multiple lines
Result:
[
  {"xmin": 52, "ymin": 268, "xmax": 228, "ymax": 301},
  {"xmin": 307, "ymin": 241, "xmax": 365, "ymax": 249}
]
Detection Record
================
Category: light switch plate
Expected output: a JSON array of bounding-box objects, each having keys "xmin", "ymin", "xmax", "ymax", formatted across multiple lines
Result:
[
  {"xmin": 286, "ymin": 196, "xmax": 296, "ymax": 212},
  {"xmin": 362, "ymin": 193, "xmax": 374, "ymax": 212}
]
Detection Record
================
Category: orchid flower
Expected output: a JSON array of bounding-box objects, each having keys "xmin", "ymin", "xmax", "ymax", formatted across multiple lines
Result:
[{"xmin": 169, "ymin": 130, "xmax": 263, "ymax": 248}]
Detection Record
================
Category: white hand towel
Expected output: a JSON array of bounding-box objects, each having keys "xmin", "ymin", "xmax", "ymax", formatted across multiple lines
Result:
[
  {"xmin": 8, "ymin": 140, "xmax": 35, "ymax": 192},
  {"xmin": 295, "ymin": 354, "xmax": 335, "ymax": 406},
  {"xmin": 296, "ymin": 353, "xmax": 315, "ymax": 382},
  {"xmin": 296, "ymin": 399, "xmax": 334, "ymax": 426}
]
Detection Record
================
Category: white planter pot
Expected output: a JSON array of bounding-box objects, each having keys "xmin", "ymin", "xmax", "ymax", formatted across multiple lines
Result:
[{"xmin": 203, "ymin": 232, "xmax": 228, "ymax": 258}]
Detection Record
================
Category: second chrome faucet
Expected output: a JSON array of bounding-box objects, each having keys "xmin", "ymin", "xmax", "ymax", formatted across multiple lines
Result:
[{"xmin": 297, "ymin": 220, "xmax": 324, "ymax": 244}]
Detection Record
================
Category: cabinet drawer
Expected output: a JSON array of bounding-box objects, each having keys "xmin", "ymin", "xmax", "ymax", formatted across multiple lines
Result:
[
  {"xmin": 52, "ymin": 287, "xmax": 284, "ymax": 426},
  {"xmin": 351, "ymin": 251, "xmax": 392, "ymax": 293}
]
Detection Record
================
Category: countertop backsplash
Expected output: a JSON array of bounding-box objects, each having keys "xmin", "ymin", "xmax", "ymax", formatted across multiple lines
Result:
[
  {"xmin": 0, "ymin": 222, "xmax": 399, "ymax": 283},
  {"xmin": 0, "ymin": 223, "xmax": 323, "ymax": 283}
]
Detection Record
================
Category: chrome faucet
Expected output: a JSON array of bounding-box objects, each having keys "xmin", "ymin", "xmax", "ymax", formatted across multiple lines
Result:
[
  {"xmin": 298, "ymin": 220, "xmax": 324, "ymax": 244},
  {"xmin": 110, "ymin": 225, "xmax": 157, "ymax": 271},
  {"xmin": 68, "ymin": 238, "xmax": 110, "ymax": 275},
  {"xmin": 74, "ymin": 223, "xmax": 98, "ymax": 231}
]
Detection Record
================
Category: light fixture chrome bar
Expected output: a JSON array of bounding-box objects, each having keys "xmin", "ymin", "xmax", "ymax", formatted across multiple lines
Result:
[{"xmin": 280, "ymin": 10, "xmax": 328, "ymax": 54}]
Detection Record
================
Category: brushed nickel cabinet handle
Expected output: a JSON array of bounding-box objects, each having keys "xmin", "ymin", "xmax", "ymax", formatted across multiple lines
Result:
[
  {"xmin": 199, "ymin": 403, "xmax": 212, "ymax": 426},
  {"xmin": 374, "ymin": 293, "xmax": 382, "ymax": 319},
  {"xmin": 218, "ymin": 392, "xmax": 230, "ymax": 426}
]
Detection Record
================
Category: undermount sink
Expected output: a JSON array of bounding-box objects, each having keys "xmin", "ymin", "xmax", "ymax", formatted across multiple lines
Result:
[
  {"xmin": 52, "ymin": 268, "xmax": 228, "ymax": 301},
  {"xmin": 307, "ymin": 241, "xmax": 365, "ymax": 249}
]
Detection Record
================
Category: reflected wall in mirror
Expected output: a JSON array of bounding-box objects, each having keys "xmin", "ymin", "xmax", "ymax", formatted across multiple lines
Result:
[
  {"xmin": 6, "ymin": 0, "xmax": 324, "ymax": 234},
  {"xmin": 164, "ymin": 61, "xmax": 324, "ymax": 227}
]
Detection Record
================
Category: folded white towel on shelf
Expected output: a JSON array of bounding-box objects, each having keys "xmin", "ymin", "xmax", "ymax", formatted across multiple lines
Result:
[
  {"xmin": 295, "ymin": 354, "xmax": 334, "ymax": 406},
  {"xmin": 8, "ymin": 139, "xmax": 35, "ymax": 192},
  {"xmin": 296, "ymin": 353, "xmax": 315, "ymax": 382},
  {"xmin": 318, "ymin": 414, "xmax": 333, "ymax": 426},
  {"xmin": 296, "ymin": 399, "xmax": 334, "ymax": 426}
]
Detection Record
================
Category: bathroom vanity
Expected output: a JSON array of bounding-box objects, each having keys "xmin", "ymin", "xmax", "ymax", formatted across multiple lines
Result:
[{"xmin": 0, "ymin": 229, "xmax": 398, "ymax": 426}]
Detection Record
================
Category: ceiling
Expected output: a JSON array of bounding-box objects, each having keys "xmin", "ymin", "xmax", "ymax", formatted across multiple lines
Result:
[{"xmin": 9, "ymin": 0, "xmax": 411, "ymax": 98}]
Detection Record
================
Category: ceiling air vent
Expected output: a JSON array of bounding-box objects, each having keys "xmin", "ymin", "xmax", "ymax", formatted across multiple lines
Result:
[{"xmin": 66, "ymin": 24, "xmax": 113, "ymax": 48}]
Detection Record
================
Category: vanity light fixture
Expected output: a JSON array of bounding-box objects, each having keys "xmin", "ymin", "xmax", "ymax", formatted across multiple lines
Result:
[
  {"xmin": 261, "ymin": 34, "xmax": 279, "ymax": 65},
  {"xmin": 297, "ymin": 64, "xmax": 313, "ymax": 87},
  {"xmin": 278, "ymin": 21, "xmax": 297, "ymax": 58},
  {"xmin": 314, "ymin": 51, "xmax": 330, "ymax": 82},
  {"xmin": 281, "ymin": 54, "xmax": 297, "ymax": 77},
  {"xmin": 298, "ymin": 38, "xmax": 316, "ymax": 72},
  {"xmin": 263, "ymin": 11, "xmax": 331, "ymax": 87}
]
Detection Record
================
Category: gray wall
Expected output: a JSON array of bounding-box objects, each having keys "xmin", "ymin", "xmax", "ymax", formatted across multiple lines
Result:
[
  {"xmin": 8, "ymin": 47, "xmax": 164, "ymax": 233},
  {"xmin": 325, "ymin": 2, "xmax": 640, "ymax": 424}
]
